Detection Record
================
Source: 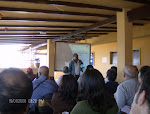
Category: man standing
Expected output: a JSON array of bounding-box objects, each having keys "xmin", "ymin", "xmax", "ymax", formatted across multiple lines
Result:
[
  {"xmin": 114, "ymin": 65, "xmax": 139, "ymax": 112},
  {"xmin": 69, "ymin": 53, "xmax": 83, "ymax": 80}
]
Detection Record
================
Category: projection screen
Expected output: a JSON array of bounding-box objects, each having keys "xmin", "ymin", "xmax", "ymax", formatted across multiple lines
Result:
[{"xmin": 55, "ymin": 42, "xmax": 91, "ymax": 71}]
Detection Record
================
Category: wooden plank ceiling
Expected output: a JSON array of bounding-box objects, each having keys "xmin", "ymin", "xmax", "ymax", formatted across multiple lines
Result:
[{"xmin": 0, "ymin": 0, "xmax": 149, "ymax": 44}]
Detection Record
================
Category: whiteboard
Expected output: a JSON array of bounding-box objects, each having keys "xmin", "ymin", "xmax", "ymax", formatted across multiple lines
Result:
[{"xmin": 55, "ymin": 42, "xmax": 91, "ymax": 71}]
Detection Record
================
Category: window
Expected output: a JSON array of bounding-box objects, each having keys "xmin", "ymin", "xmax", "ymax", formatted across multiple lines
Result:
[
  {"xmin": 110, "ymin": 49, "xmax": 140, "ymax": 65},
  {"xmin": 110, "ymin": 52, "xmax": 117, "ymax": 65},
  {"xmin": 133, "ymin": 49, "xmax": 140, "ymax": 65}
]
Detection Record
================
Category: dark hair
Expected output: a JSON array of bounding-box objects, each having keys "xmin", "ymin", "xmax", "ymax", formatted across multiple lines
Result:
[
  {"xmin": 0, "ymin": 68, "xmax": 33, "ymax": 113},
  {"xmin": 62, "ymin": 66, "xmax": 70, "ymax": 74},
  {"xmin": 111, "ymin": 66, "xmax": 117, "ymax": 72},
  {"xmin": 106, "ymin": 69, "xmax": 117, "ymax": 82},
  {"xmin": 139, "ymin": 66, "xmax": 150, "ymax": 82},
  {"xmin": 80, "ymin": 69, "xmax": 116, "ymax": 113},
  {"xmin": 136, "ymin": 70, "xmax": 150, "ymax": 106},
  {"xmin": 73, "ymin": 53, "xmax": 78, "ymax": 57},
  {"xmin": 58, "ymin": 75, "xmax": 78, "ymax": 105},
  {"xmin": 86, "ymin": 65, "xmax": 94, "ymax": 71}
]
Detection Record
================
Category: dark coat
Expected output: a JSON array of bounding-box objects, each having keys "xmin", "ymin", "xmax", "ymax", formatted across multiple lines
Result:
[{"xmin": 50, "ymin": 92, "xmax": 76, "ymax": 114}]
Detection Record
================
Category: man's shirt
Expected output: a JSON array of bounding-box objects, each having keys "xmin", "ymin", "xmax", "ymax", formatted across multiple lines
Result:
[
  {"xmin": 114, "ymin": 78, "xmax": 139, "ymax": 111},
  {"xmin": 30, "ymin": 76, "xmax": 58, "ymax": 108}
]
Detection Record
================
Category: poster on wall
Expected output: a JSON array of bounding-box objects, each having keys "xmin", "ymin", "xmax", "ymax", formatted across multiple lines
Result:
[{"xmin": 90, "ymin": 52, "xmax": 94, "ymax": 66}]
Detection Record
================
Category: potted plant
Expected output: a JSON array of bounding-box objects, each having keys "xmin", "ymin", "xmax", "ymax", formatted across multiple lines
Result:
[{"xmin": 35, "ymin": 58, "xmax": 40, "ymax": 68}]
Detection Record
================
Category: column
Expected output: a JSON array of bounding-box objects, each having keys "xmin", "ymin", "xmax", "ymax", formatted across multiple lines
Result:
[
  {"xmin": 117, "ymin": 9, "xmax": 133, "ymax": 82},
  {"xmin": 47, "ymin": 39, "xmax": 55, "ymax": 77}
]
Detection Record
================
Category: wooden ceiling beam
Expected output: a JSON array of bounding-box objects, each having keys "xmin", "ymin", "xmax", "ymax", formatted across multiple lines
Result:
[
  {"xmin": 0, "ymin": 33, "xmax": 108, "ymax": 35},
  {"xmin": 0, "ymin": 39, "xmax": 45, "ymax": 41},
  {"xmin": 125, "ymin": 0, "xmax": 150, "ymax": 4},
  {"xmin": 0, "ymin": 36, "xmax": 59, "ymax": 38},
  {"xmin": 0, "ymin": 7, "xmax": 114, "ymax": 18},
  {"xmin": 0, "ymin": 17, "xmax": 144, "ymax": 25},
  {"xmin": 0, "ymin": 29, "xmax": 117, "ymax": 32},
  {"xmin": 0, "ymin": 17, "xmax": 97, "ymax": 23},
  {"xmin": 0, "ymin": 25, "xmax": 117, "ymax": 29},
  {"xmin": 2, "ymin": 0, "xmax": 122, "ymax": 11},
  {"xmin": 112, "ymin": 22, "xmax": 144, "ymax": 26},
  {"xmin": 127, "ymin": 4, "xmax": 150, "ymax": 22},
  {"xmin": 139, "ymin": 18, "xmax": 150, "ymax": 21},
  {"xmin": 0, "ymin": 37, "xmax": 54, "ymax": 39},
  {"xmin": 0, "ymin": 40, "xmax": 44, "ymax": 43},
  {"xmin": 52, "ymin": 16, "xmax": 116, "ymax": 42},
  {"xmin": 0, "ymin": 25, "xmax": 84, "ymax": 28}
]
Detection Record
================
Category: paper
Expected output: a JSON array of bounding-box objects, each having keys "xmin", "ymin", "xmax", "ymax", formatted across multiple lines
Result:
[{"xmin": 102, "ymin": 57, "xmax": 107, "ymax": 63}]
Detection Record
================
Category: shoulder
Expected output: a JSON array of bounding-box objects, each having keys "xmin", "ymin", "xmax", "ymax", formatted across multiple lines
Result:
[
  {"xmin": 69, "ymin": 60, "xmax": 74, "ymax": 63},
  {"xmin": 79, "ymin": 59, "xmax": 83, "ymax": 63},
  {"xmin": 71, "ymin": 100, "xmax": 94, "ymax": 114},
  {"xmin": 106, "ymin": 102, "xmax": 118, "ymax": 114}
]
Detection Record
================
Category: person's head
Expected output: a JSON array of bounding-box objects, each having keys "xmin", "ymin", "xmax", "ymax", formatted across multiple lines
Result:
[
  {"xmin": 59, "ymin": 75, "xmax": 78, "ymax": 105},
  {"xmin": 80, "ymin": 69, "xmax": 116, "ymax": 112},
  {"xmin": 86, "ymin": 65, "xmax": 94, "ymax": 71},
  {"xmin": 62, "ymin": 66, "xmax": 70, "ymax": 74},
  {"xmin": 123, "ymin": 65, "xmax": 138, "ymax": 80},
  {"xmin": 38, "ymin": 66, "xmax": 49, "ymax": 77},
  {"xmin": 106, "ymin": 69, "xmax": 117, "ymax": 82},
  {"xmin": 130, "ymin": 70, "xmax": 150, "ymax": 114},
  {"xmin": 111, "ymin": 66, "xmax": 117, "ymax": 73},
  {"xmin": 138, "ymin": 66, "xmax": 150, "ymax": 84},
  {"xmin": 0, "ymin": 68, "xmax": 33, "ymax": 114},
  {"xmin": 73, "ymin": 53, "xmax": 78, "ymax": 61},
  {"xmin": 26, "ymin": 67, "xmax": 33, "ymax": 75}
]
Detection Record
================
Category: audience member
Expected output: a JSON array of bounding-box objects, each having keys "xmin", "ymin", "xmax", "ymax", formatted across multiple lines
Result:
[
  {"xmin": 105, "ymin": 66, "xmax": 117, "ymax": 83},
  {"xmin": 105, "ymin": 69, "xmax": 118, "ymax": 95},
  {"xmin": 138, "ymin": 66, "xmax": 150, "ymax": 84},
  {"xmin": 111, "ymin": 66, "xmax": 117, "ymax": 73},
  {"xmin": 77, "ymin": 65, "xmax": 94, "ymax": 91},
  {"xmin": 26, "ymin": 67, "xmax": 36, "ymax": 81},
  {"xmin": 114, "ymin": 65, "xmax": 139, "ymax": 112},
  {"xmin": 86, "ymin": 65, "xmax": 93, "ymax": 70},
  {"xmin": 50, "ymin": 75, "xmax": 78, "ymax": 114},
  {"xmin": 56, "ymin": 66, "xmax": 70, "ymax": 86},
  {"xmin": 130, "ymin": 70, "xmax": 150, "ymax": 114},
  {"xmin": 71, "ymin": 69, "xmax": 118, "ymax": 114},
  {"xmin": 29, "ymin": 66, "xmax": 58, "ymax": 113},
  {"xmin": 69, "ymin": 53, "xmax": 83, "ymax": 80},
  {"xmin": 0, "ymin": 68, "xmax": 33, "ymax": 114}
]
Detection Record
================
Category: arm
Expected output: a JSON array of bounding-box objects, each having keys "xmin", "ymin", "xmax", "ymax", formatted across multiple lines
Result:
[
  {"xmin": 69, "ymin": 61, "xmax": 72, "ymax": 72},
  {"xmin": 114, "ymin": 86, "xmax": 126, "ymax": 111},
  {"xmin": 79, "ymin": 60, "xmax": 84, "ymax": 72}
]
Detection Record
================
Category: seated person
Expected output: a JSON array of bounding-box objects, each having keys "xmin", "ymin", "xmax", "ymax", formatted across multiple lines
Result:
[
  {"xmin": 105, "ymin": 66, "xmax": 117, "ymax": 83},
  {"xmin": 71, "ymin": 69, "xmax": 118, "ymax": 114},
  {"xmin": 0, "ymin": 68, "xmax": 33, "ymax": 114},
  {"xmin": 130, "ymin": 70, "xmax": 150, "ymax": 114},
  {"xmin": 29, "ymin": 66, "xmax": 58, "ymax": 113},
  {"xmin": 26, "ymin": 67, "xmax": 36, "ymax": 81},
  {"xmin": 138, "ymin": 66, "xmax": 150, "ymax": 84},
  {"xmin": 105, "ymin": 69, "xmax": 118, "ymax": 95},
  {"xmin": 111, "ymin": 66, "xmax": 117, "ymax": 72},
  {"xmin": 50, "ymin": 75, "xmax": 78, "ymax": 114},
  {"xmin": 114, "ymin": 65, "xmax": 139, "ymax": 112},
  {"xmin": 86, "ymin": 65, "xmax": 94, "ymax": 71},
  {"xmin": 56, "ymin": 66, "xmax": 70, "ymax": 86},
  {"xmin": 78, "ymin": 65, "xmax": 94, "ymax": 91}
]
